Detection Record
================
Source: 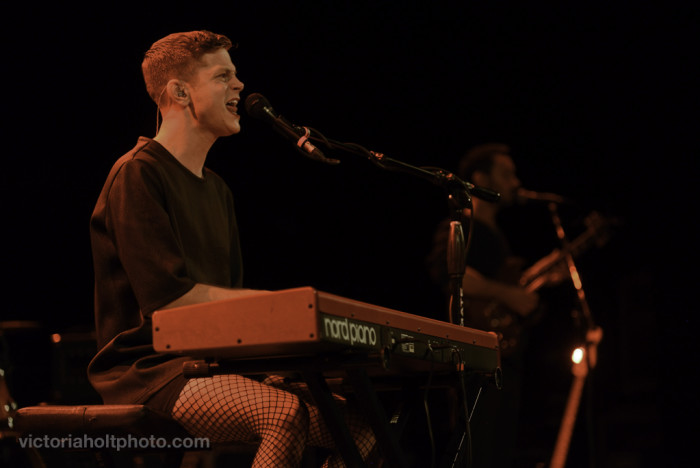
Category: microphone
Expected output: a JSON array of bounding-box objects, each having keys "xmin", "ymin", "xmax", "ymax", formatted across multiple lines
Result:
[
  {"xmin": 465, "ymin": 181, "xmax": 502, "ymax": 203},
  {"xmin": 244, "ymin": 93, "xmax": 338, "ymax": 164},
  {"xmin": 516, "ymin": 188, "xmax": 569, "ymax": 204}
]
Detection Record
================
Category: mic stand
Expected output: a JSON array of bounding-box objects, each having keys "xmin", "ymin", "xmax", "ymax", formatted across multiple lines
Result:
[
  {"xmin": 359, "ymin": 156, "xmax": 500, "ymax": 326},
  {"xmin": 301, "ymin": 133, "xmax": 504, "ymax": 466},
  {"xmin": 547, "ymin": 203, "xmax": 594, "ymax": 329},
  {"xmin": 547, "ymin": 202, "xmax": 601, "ymax": 468},
  {"xmin": 360, "ymin": 154, "xmax": 479, "ymax": 326},
  {"xmin": 446, "ymin": 195, "xmax": 469, "ymax": 327},
  {"xmin": 308, "ymin": 135, "xmax": 500, "ymax": 325},
  {"xmin": 426, "ymin": 168, "xmax": 475, "ymax": 327}
]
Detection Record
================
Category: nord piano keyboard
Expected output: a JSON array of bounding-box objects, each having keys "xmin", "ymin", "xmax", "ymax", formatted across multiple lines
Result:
[
  {"xmin": 152, "ymin": 287, "xmax": 501, "ymax": 466},
  {"xmin": 152, "ymin": 286, "xmax": 500, "ymax": 375}
]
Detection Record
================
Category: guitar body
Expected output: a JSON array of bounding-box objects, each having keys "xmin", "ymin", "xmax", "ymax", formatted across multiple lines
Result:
[
  {"xmin": 464, "ymin": 256, "xmax": 528, "ymax": 357},
  {"xmin": 464, "ymin": 298, "xmax": 525, "ymax": 357},
  {"xmin": 464, "ymin": 212, "xmax": 609, "ymax": 357}
]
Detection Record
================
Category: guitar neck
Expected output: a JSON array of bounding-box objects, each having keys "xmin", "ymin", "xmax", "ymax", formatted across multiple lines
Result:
[{"xmin": 519, "ymin": 218, "xmax": 604, "ymax": 292}]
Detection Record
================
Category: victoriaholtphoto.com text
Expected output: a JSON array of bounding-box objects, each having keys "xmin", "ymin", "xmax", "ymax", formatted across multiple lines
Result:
[{"xmin": 17, "ymin": 433, "xmax": 210, "ymax": 451}]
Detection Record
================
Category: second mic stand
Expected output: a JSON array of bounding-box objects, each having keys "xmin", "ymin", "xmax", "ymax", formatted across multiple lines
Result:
[{"xmin": 546, "ymin": 202, "xmax": 601, "ymax": 468}]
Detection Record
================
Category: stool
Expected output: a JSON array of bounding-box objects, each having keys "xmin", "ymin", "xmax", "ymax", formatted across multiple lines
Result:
[
  {"xmin": 12, "ymin": 404, "xmax": 198, "ymax": 467},
  {"xmin": 12, "ymin": 404, "xmax": 321, "ymax": 467}
]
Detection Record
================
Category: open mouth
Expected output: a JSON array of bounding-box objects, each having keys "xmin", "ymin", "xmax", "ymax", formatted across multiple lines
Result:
[{"xmin": 226, "ymin": 99, "xmax": 239, "ymax": 115}]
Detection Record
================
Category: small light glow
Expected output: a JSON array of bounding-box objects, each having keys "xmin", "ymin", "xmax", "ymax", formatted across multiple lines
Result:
[
  {"xmin": 51, "ymin": 333, "xmax": 62, "ymax": 344},
  {"xmin": 572, "ymin": 347, "xmax": 585, "ymax": 364}
]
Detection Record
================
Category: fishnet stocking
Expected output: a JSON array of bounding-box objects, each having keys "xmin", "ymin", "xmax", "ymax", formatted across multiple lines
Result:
[
  {"xmin": 172, "ymin": 374, "xmax": 308, "ymax": 467},
  {"xmin": 171, "ymin": 374, "xmax": 376, "ymax": 468},
  {"xmin": 263, "ymin": 375, "xmax": 376, "ymax": 467}
]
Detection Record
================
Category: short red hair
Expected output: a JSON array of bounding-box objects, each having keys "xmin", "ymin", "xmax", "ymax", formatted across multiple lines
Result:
[{"xmin": 141, "ymin": 30, "xmax": 234, "ymax": 103}]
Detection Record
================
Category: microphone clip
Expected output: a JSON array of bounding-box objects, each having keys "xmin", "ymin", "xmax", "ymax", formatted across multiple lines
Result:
[{"xmin": 294, "ymin": 126, "xmax": 340, "ymax": 165}]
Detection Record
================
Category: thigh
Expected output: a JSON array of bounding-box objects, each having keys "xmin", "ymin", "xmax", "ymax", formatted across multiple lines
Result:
[{"xmin": 171, "ymin": 374, "xmax": 305, "ymax": 444}]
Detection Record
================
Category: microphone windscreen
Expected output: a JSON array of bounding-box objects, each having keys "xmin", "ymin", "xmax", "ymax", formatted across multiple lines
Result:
[{"xmin": 244, "ymin": 93, "xmax": 273, "ymax": 121}]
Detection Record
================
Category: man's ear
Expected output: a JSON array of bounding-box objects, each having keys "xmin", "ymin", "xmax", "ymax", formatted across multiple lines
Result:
[
  {"xmin": 166, "ymin": 80, "xmax": 190, "ymax": 104},
  {"xmin": 472, "ymin": 170, "xmax": 489, "ymax": 187}
]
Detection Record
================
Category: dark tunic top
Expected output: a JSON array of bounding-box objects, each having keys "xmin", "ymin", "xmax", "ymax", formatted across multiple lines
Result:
[{"xmin": 87, "ymin": 137, "xmax": 243, "ymax": 410}]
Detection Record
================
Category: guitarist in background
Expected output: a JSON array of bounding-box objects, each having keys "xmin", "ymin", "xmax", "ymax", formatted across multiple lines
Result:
[{"xmin": 427, "ymin": 142, "xmax": 540, "ymax": 468}]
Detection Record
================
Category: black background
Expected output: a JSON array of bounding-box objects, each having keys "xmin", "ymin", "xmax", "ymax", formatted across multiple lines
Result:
[{"xmin": 3, "ymin": 2, "xmax": 698, "ymax": 466}]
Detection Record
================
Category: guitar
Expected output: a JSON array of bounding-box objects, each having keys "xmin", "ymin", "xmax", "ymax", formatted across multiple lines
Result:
[{"xmin": 464, "ymin": 211, "xmax": 610, "ymax": 356}]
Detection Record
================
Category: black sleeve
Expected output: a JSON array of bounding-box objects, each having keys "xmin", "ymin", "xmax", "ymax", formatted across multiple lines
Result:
[{"xmin": 104, "ymin": 159, "xmax": 195, "ymax": 316}]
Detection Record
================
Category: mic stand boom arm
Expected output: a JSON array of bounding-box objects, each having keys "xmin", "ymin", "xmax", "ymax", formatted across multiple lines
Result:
[{"xmin": 308, "ymin": 134, "xmax": 500, "ymax": 325}]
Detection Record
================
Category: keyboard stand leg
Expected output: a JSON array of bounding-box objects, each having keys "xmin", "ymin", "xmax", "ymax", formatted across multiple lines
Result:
[
  {"xmin": 300, "ymin": 370, "xmax": 365, "ymax": 468},
  {"xmin": 345, "ymin": 368, "xmax": 411, "ymax": 468}
]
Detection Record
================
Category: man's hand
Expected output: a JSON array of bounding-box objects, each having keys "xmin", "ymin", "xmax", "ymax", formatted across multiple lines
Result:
[{"xmin": 500, "ymin": 286, "xmax": 539, "ymax": 317}]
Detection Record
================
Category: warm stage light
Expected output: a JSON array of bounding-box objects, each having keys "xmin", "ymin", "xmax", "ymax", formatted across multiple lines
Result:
[{"xmin": 571, "ymin": 346, "xmax": 585, "ymax": 364}]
